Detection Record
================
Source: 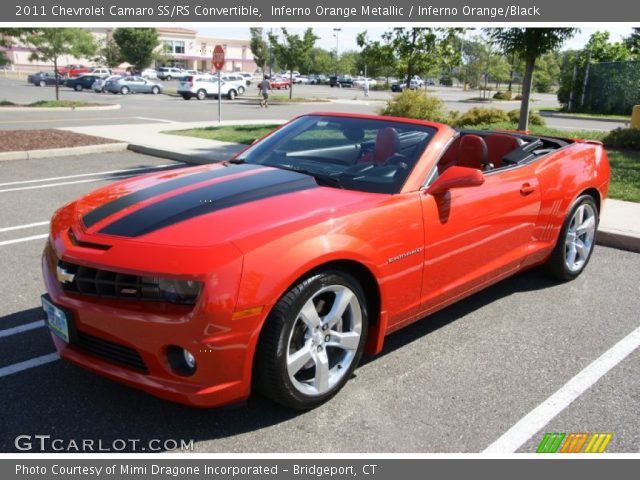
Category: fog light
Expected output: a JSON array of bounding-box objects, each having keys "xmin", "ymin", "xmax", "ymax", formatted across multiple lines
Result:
[
  {"xmin": 183, "ymin": 349, "xmax": 196, "ymax": 369},
  {"xmin": 166, "ymin": 346, "xmax": 197, "ymax": 376}
]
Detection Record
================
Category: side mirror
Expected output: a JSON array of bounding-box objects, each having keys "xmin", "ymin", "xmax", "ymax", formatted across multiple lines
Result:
[{"xmin": 426, "ymin": 166, "xmax": 484, "ymax": 196}]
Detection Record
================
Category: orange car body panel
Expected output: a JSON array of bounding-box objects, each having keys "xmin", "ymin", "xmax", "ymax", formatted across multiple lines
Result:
[{"xmin": 42, "ymin": 113, "xmax": 610, "ymax": 407}]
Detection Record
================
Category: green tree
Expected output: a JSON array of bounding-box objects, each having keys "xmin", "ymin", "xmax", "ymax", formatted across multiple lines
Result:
[
  {"xmin": 533, "ymin": 52, "xmax": 561, "ymax": 93},
  {"xmin": 249, "ymin": 28, "xmax": 269, "ymax": 73},
  {"xmin": 357, "ymin": 31, "xmax": 397, "ymax": 83},
  {"xmin": 337, "ymin": 51, "xmax": 359, "ymax": 76},
  {"xmin": 625, "ymin": 28, "xmax": 640, "ymax": 56},
  {"xmin": 383, "ymin": 28, "xmax": 440, "ymax": 87},
  {"xmin": 94, "ymin": 37, "xmax": 122, "ymax": 68},
  {"xmin": 302, "ymin": 48, "xmax": 334, "ymax": 75},
  {"xmin": 584, "ymin": 31, "xmax": 632, "ymax": 62},
  {"xmin": 488, "ymin": 28, "xmax": 577, "ymax": 130},
  {"xmin": 112, "ymin": 28, "xmax": 160, "ymax": 71},
  {"xmin": 268, "ymin": 28, "xmax": 318, "ymax": 99},
  {"xmin": 0, "ymin": 28, "xmax": 28, "ymax": 66},
  {"xmin": 24, "ymin": 28, "xmax": 97, "ymax": 100}
]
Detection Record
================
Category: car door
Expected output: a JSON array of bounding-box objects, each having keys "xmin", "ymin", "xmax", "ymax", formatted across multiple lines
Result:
[
  {"xmin": 419, "ymin": 164, "xmax": 541, "ymax": 315},
  {"xmin": 129, "ymin": 77, "xmax": 146, "ymax": 92}
]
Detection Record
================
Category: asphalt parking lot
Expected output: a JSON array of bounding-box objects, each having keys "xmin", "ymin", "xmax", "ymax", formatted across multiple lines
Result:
[
  {"xmin": 0, "ymin": 151, "xmax": 638, "ymax": 453},
  {"xmin": 0, "ymin": 76, "xmax": 626, "ymax": 132}
]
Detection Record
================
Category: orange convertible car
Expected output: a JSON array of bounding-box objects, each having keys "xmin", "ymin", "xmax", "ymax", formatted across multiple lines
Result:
[{"xmin": 42, "ymin": 113, "xmax": 610, "ymax": 409}]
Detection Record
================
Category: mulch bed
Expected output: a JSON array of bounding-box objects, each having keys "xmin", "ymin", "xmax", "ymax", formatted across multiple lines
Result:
[{"xmin": 0, "ymin": 129, "xmax": 118, "ymax": 153}]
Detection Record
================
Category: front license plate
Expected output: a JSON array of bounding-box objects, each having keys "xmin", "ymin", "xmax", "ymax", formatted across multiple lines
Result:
[{"xmin": 42, "ymin": 296, "xmax": 70, "ymax": 343}]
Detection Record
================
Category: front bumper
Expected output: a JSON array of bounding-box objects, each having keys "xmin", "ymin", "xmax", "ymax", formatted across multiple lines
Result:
[{"xmin": 42, "ymin": 241, "xmax": 266, "ymax": 408}]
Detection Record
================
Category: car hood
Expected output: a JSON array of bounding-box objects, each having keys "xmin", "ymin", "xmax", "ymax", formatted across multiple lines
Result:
[{"xmin": 63, "ymin": 163, "xmax": 383, "ymax": 249}]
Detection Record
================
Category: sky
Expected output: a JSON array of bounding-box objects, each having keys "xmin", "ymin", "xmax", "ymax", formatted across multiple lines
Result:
[{"xmin": 198, "ymin": 26, "xmax": 633, "ymax": 53}]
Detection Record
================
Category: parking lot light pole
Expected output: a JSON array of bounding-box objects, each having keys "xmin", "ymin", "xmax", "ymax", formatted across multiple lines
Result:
[{"xmin": 333, "ymin": 28, "xmax": 341, "ymax": 76}]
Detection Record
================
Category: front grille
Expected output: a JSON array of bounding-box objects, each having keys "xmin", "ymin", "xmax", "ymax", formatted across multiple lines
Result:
[
  {"xmin": 75, "ymin": 331, "xmax": 148, "ymax": 373},
  {"xmin": 58, "ymin": 261, "xmax": 164, "ymax": 302}
]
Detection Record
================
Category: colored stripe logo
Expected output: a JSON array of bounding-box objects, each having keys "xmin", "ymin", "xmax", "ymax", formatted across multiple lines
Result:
[{"xmin": 536, "ymin": 433, "xmax": 612, "ymax": 453}]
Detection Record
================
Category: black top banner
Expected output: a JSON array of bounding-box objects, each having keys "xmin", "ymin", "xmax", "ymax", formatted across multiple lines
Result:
[{"xmin": 3, "ymin": 0, "xmax": 639, "ymax": 22}]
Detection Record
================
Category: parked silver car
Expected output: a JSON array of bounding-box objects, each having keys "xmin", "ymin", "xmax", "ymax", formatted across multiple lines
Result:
[
  {"xmin": 104, "ymin": 76, "xmax": 163, "ymax": 95},
  {"xmin": 92, "ymin": 75, "xmax": 122, "ymax": 93}
]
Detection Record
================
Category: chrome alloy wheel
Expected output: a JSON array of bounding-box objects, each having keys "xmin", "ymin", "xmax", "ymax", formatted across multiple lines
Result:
[
  {"xmin": 286, "ymin": 285, "xmax": 362, "ymax": 396},
  {"xmin": 565, "ymin": 203, "xmax": 596, "ymax": 273}
]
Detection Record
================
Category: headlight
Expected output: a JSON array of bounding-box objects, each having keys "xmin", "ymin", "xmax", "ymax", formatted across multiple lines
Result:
[{"xmin": 141, "ymin": 277, "xmax": 202, "ymax": 305}]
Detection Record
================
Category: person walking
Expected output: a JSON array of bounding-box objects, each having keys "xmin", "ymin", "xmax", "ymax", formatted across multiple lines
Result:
[
  {"xmin": 259, "ymin": 75, "xmax": 271, "ymax": 108},
  {"xmin": 363, "ymin": 77, "xmax": 370, "ymax": 97}
]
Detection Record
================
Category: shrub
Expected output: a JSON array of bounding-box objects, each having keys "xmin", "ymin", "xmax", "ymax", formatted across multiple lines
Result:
[
  {"xmin": 514, "ymin": 94, "xmax": 523, "ymax": 100},
  {"xmin": 493, "ymin": 90, "xmax": 513, "ymax": 100},
  {"xmin": 507, "ymin": 109, "xmax": 546, "ymax": 126},
  {"xmin": 603, "ymin": 128, "xmax": 640, "ymax": 150},
  {"xmin": 452, "ymin": 107, "xmax": 509, "ymax": 127},
  {"xmin": 379, "ymin": 90, "xmax": 449, "ymax": 123}
]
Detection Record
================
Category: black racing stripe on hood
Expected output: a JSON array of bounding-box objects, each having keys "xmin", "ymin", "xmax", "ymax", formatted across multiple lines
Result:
[
  {"xmin": 98, "ymin": 168, "xmax": 318, "ymax": 237},
  {"xmin": 82, "ymin": 163, "xmax": 263, "ymax": 229}
]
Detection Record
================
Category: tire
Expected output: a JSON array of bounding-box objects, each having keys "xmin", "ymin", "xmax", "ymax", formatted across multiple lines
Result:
[
  {"xmin": 151, "ymin": 86, "xmax": 160, "ymax": 95},
  {"xmin": 39, "ymin": 80, "xmax": 46, "ymax": 87},
  {"xmin": 181, "ymin": 94, "xmax": 192, "ymax": 100},
  {"xmin": 74, "ymin": 84, "xmax": 83, "ymax": 91},
  {"xmin": 196, "ymin": 89, "xmax": 206, "ymax": 100},
  {"xmin": 253, "ymin": 271, "xmax": 368, "ymax": 409},
  {"xmin": 166, "ymin": 75, "xmax": 172, "ymax": 81},
  {"xmin": 238, "ymin": 86, "xmax": 245, "ymax": 95},
  {"xmin": 544, "ymin": 194, "xmax": 599, "ymax": 281},
  {"xmin": 120, "ymin": 86, "xmax": 129, "ymax": 95},
  {"xmin": 227, "ymin": 89, "xmax": 236, "ymax": 100}
]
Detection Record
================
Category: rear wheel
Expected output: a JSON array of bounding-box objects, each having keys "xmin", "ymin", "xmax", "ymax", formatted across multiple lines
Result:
[
  {"xmin": 227, "ymin": 89, "xmax": 236, "ymax": 100},
  {"xmin": 151, "ymin": 86, "xmax": 160, "ymax": 95},
  {"xmin": 120, "ymin": 86, "xmax": 130, "ymax": 95},
  {"xmin": 238, "ymin": 86, "xmax": 246, "ymax": 95},
  {"xmin": 196, "ymin": 89, "xmax": 206, "ymax": 100},
  {"xmin": 166, "ymin": 75, "xmax": 172, "ymax": 81},
  {"xmin": 254, "ymin": 271, "xmax": 368, "ymax": 409},
  {"xmin": 39, "ymin": 80, "xmax": 46, "ymax": 87},
  {"xmin": 74, "ymin": 84, "xmax": 83, "ymax": 91},
  {"xmin": 544, "ymin": 194, "xmax": 598, "ymax": 281}
]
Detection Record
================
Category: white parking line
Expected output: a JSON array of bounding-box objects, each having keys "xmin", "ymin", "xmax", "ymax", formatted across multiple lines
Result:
[
  {"xmin": 0, "ymin": 353, "xmax": 59, "ymax": 378},
  {"xmin": 0, "ymin": 174, "xmax": 137, "ymax": 194},
  {"xmin": 484, "ymin": 324, "xmax": 640, "ymax": 453},
  {"xmin": 0, "ymin": 234, "xmax": 48, "ymax": 246},
  {"xmin": 0, "ymin": 221, "xmax": 49, "ymax": 233},
  {"xmin": 0, "ymin": 163, "xmax": 175, "ymax": 187},
  {"xmin": 0, "ymin": 320, "xmax": 45, "ymax": 338}
]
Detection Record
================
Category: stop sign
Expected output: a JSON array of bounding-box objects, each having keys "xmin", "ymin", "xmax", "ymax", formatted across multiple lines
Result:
[{"xmin": 212, "ymin": 45, "xmax": 225, "ymax": 71}]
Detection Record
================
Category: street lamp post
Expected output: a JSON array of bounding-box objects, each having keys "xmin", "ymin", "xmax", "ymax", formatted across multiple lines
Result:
[{"xmin": 333, "ymin": 28, "xmax": 341, "ymax": 76}]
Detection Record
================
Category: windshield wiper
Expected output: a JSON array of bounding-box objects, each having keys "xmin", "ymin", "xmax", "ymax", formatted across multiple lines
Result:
[{"xmin": 267, "ymin": 164, "xmax": 344, "ymax": 189}]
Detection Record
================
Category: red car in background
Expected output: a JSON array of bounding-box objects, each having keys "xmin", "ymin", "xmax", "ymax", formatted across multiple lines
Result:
[
  {"xmin": 57, "ymin": 64, "xmax": 90, "ymax": 77},
  {"xmin": 269, "ymin": 77, "xmax": 291, "ymax": 89},
  {"xmin": 41, "ymin": 113, "xmax": 610, "ymax": 410}
]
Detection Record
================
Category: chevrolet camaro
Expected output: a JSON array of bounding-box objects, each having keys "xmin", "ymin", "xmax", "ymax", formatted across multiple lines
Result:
[{"xmin": 41, "ymin": 113, "xmax": 610, "ymax": 409}]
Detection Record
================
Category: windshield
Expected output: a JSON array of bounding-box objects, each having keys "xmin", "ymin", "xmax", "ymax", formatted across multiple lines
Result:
[{"xmin": 235, "ymin": 115, "xmax": 436, "ymax": 194}]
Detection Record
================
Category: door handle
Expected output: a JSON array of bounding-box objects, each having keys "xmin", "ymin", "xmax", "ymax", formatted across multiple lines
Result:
[{"xmin": 520, "ymin": 183, "xmax": 535, "ymax": 195}]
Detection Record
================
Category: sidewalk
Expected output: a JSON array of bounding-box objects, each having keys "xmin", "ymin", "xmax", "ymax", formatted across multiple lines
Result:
[
  {"xmin": 62, "ymin": 119, "xmax": 287, "ymax": 164},
  {"xmin": 60, "ymin": 120, "xmax": 640, "ymax": 254}
]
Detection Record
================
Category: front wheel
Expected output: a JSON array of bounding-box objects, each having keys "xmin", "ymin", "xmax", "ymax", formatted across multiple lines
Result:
[
  {"xmin": 227, "ymin": 90, "xmax": 236, "ymax": 100},
  {"xmin": 74, "ymin": 84, "xmax": 83, "ymax": 91},
  {"xmin": 39, "ymin": 80, "xmax": 46, "ymax": 87},
  {"xmin": 120, "ymin": 86, "xmax": 130, "ymax": 95},
  {"xmin": 196, "ymin": 89, "xmax": 206, "ymax": 100},
  {"xmin": 544, "ymin": 195, "xmax": 599, "ymax": 281},
  {"xmin": 181, "ymin": 94, "xmax": 192, "ymax": 100},
  {"xmin": 238, "ymin": 86, "xmax": 245, "ymax": 95},
  {"xmin": 151, "ymin": 86, "xmax": 160, "ymax": 95},
  {"xmin": 254, "ymin": 271, "xmax": 368, "ymax": 409}
]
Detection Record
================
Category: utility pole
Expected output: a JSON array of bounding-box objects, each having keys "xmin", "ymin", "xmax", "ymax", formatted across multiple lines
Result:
[{"xmin": 333, "ymin": 28, "xmax": 341, "ymax": 76}]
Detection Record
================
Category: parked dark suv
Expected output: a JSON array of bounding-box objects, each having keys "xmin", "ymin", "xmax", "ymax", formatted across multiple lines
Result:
[
  {"xmin": 65, "ymin": 75, "xmax": 100, "ymax": 91},
  {"xmin": 329, "ymin": 75, "xmax": 354, "ymax": 88}
]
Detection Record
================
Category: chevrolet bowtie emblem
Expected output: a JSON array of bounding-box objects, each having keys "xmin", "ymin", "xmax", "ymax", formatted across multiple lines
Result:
[{"xmin": 56, "ymin": 265, "xmax": 75, "ymax": 284}]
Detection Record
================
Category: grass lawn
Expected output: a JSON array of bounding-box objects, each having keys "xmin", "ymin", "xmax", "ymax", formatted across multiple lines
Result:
[
  {"xmin": 166, "ymin": 124, "xmax": 281, "ymax": 144},
  {"xmin": 540, "ymin": 107, "xmax": 630, "ymax": 122},
  {"xmin": 0, "ymin": 100, "xmax": 106, "ymax": 108},
  {"xmin": 607, "ymin": 150, "xmax": 640, "ymax": 203},
  {"xmin": 268, "ymin": 94, "xmax": 329, "ymax": 103}
]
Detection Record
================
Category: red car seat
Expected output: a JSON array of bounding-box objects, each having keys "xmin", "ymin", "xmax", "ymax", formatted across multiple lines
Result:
[
  {"xmin": 361, "ymin": 127, "xmax": 400, "ymax": 165},
  {"xmin": 484, "ymin": 134, "xmax": 522, "ymax": 168},
  {"xmin": 458, "ymin": 135, "xmax": 488, "ymax": 170}
]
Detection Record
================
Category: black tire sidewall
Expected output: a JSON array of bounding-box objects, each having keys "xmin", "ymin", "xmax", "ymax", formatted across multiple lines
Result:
[
  {"xmin": 547, "ymin": 194, "xmax": 599, "ymax": 281},
  {"xmin": 261, "ymin": 271, "xmax": 369, "ymax": 409}
]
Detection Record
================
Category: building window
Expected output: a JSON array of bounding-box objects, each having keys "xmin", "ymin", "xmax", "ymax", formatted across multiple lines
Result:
[{"xmin": 164, "ymin": 40, "xmax": 186, "ymax": 55}]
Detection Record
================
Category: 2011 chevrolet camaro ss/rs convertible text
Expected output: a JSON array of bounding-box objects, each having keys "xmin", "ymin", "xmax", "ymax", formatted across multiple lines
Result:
[{"xmin": 41, "ymin": 113, "xmax": 610, "ymax": 409}]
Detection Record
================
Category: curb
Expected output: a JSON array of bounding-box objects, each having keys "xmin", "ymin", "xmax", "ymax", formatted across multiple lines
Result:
[
  {"xmin": 0, "ymin": 142, "xmax": 128, "ymax": 162},
  {"xmin": 597, "ymin": 229, "xmax": 640, "ymax": 253},
  {"xmin": 539, "ymin": 111, "xmax": 629, "ymax": 125},
  {"xmin": 0, "ymin": 104, "xmax": 121, "ymax": 112}
]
